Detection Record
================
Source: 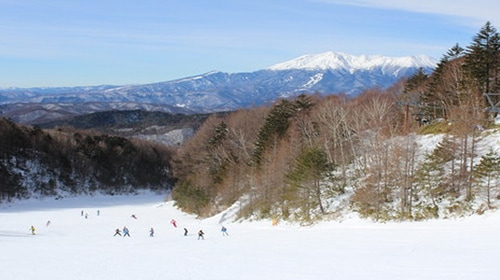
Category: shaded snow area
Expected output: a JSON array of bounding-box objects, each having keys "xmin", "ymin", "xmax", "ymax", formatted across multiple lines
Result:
[{"xmin": 2, "ymin": 193, "xmax": 500, "ymax": 280}]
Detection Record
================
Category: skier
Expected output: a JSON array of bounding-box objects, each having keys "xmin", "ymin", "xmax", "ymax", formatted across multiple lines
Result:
[
  {"xmin": 114, "ymin": 228, "xmax": 121, "ymax": 236},
  {"xmin": 30, "ymin": 225, "xmax": 36, "ymax": 235},
  {"xmin": 149, "ymin": 227, "xmax": 155, "ymax": 237},
  {"xmin": 123, "ymin": 226, "xmax": 130, "ymax": 237},
  {"xmin": 221, "ymin": 226, "xmax": 229, "ymax": 236},
  {"xmin": 131, "ymin": 214, "xmax": 137, "ymax": 220},
  {"xmin": 170, "ymin": 219, "xmax": 177, "ymax": 228},
  {"xmin": 184, "ymin": 228, "xmax": 188, "ymax": 236},
  {"xmin": 197, "ymin": 229, "xmax": 205, "ymax": 240}
]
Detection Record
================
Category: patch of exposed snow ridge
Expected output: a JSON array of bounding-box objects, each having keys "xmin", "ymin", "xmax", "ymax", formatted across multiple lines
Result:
[
  {"xmin": 169, "ymin": 70, "xmax": 221, "ymax": 84},
  {"xmin": 302, "ymin": 73, "xmax": 324, "ymax": 88},
  {"xmin": 268, "ymin": 51, "xmax": 437, "ymax": 72}
]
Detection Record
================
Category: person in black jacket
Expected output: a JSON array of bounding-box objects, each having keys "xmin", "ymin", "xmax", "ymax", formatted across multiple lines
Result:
[{"xmin": 197, "ymin": 230, "xmax": 204, "ymax": 240}]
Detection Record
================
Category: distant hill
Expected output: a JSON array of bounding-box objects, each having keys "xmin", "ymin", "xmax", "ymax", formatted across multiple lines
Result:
[
  {"xmin": 36, "ymin": 110, "xmax": 229, "ymax": 146},
  {"xmin": 37, "ymin": 110, "xmax": 214, "ymax": 131},
  {"xmin": 0, "ymin": 51, "xmax": 436, "ymax": 124}
]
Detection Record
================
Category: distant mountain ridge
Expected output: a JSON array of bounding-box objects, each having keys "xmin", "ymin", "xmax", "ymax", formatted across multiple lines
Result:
[{"xmin": 0, "ymin": 51, "xmax": 437, "ymax": 124}]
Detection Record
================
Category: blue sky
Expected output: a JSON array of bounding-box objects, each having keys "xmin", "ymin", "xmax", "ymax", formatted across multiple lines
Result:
[{"xmin": 0, "ymin": 0, "xmax": 498, "ymax": 88}]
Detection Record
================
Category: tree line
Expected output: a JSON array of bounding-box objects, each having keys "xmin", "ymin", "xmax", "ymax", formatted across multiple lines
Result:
[
  {"xmin": 172, "ymin": 22, "xmax": 500, "ymax": 222},
  {"xmin": 0, "ymin": 118, "xmax": 175, "ymax": 201}
]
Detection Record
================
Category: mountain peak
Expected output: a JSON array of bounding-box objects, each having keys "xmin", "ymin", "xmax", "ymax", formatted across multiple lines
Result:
[{"xmin": 267, "ymin": 51, "xmax": 437, "ymax": 71}]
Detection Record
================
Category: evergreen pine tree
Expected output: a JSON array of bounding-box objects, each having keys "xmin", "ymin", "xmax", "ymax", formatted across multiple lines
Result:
[
  {"xmin": 414, "ymin": 152, "xmax": 445, "ymax": 218},
  {"xmin": 403, "ymin": 67, "xmax": 429, "ymax": 94},
  {"xmin": 252, "ymin": 99, "xmax": 296, "ymax": 165},
  {"xmin": 286, "ymin": 146, "xmax": 329, "ymax": 218},
  {"xmin": 464, "ymin": 21, "xmax": 500, "ymax": 95},
  {"xmin": 473, "ymin": 150, "xmax": 500, "ymax": 208}
]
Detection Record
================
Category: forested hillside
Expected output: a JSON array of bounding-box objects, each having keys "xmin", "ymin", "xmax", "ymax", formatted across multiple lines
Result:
[
  {"xmin": 0, "ymin": 118, "xmax": 175, "ymax": 201},
  {"xmin": 172, "ymin": 22, "xmax": 500, "ymax": 222}
]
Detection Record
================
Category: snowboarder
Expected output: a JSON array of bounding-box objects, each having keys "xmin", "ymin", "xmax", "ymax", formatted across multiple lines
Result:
[
  {"xmin": 97, "ymin": 209, "xmax": 100, "ymax": 216},
  {"xmin": 123, "ymin": 226, "xmax": 130, "ymax": 237},
  {"xmin": 46, "ymin": 220, "xmax": 51, "ymax": 227},
  {"xmin": 149, "ymin": 227, "xmax": 155, "ymax": 237},
  {"xmin": 221, "ymin": 226, "xmax": 229, "ymax": 236},
  {"xmin": 198, "ymin": 230, "xmax": 205, "ymax": 240},
  {"xmin": 170, "ymin": 219, "xmax": 177, "ymax": 228},
  {"xmin": 30, "ymin": 225, "xmax": 36, "ymax": 235},
  {"xmin": 184, "ymin": 228, "xmax": 188, "ymax": 236},
  {"xmin": 114, "ymin": 228, "xmax": 121, "ymax": 236}
]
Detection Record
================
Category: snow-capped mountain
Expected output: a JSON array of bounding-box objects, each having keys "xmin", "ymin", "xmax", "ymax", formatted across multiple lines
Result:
[
  {"xmin": 268, "ymin": 51, "xmax": 436, "ymax": 72},
  {"xmin": 0, "ymin": 52, "xmax": 437, "ymax": 124}
]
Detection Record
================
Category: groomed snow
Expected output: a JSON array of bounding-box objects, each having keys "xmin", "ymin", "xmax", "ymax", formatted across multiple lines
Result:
[{"xmin": 1, "ymin": 192, "xmax": 499, "ymax": 280}]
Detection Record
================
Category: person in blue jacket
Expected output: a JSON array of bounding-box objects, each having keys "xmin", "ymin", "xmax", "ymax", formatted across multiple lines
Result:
[
  {"xmin": 221, "ymin": 226, "xmax": 229, "ymax": 236},
  {"xmin": 123, "ymin": 226, "xmax": 130, "ymax": 237}
]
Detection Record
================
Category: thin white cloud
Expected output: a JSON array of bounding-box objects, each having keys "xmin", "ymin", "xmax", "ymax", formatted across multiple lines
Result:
[{"xmin": 312, "ymin": 0, "xmax": 500, "ymax": 26}]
